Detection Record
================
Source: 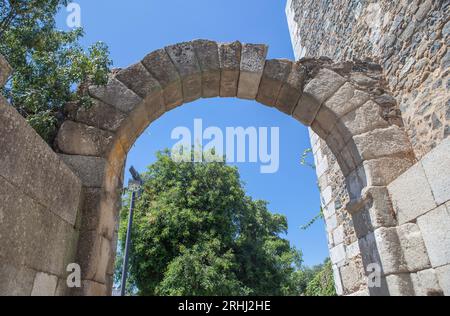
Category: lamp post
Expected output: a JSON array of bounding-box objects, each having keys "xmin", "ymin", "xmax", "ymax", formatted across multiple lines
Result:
[{"xmin": 120, "ymin": 166, "xmax": 143, "ymax": 296}]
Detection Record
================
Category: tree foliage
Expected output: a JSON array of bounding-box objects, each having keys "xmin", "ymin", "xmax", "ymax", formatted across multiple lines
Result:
[
  {"xmin": 304, "ymin": 260, "xmax": 336, "ymax": 296},
  {"xmin": 117, "ymin": 150, "xmax": 303, "ymax": 296},
  {"xmin": 0, "ymin": 0, "xmax": 112, "ymax": 142}
]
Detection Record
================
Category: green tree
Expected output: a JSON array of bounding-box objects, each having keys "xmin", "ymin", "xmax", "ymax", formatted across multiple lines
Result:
[
  {"xmin": 304, "ymin": 259, "xmax": 337, "ymax": 296},
  {"xmin": 117, "ymin": 150, "xmax": 302, "ymax": 296},
  {"xmin": 0, "ymin": 0, "xmax": 111, "ymax": 142}
]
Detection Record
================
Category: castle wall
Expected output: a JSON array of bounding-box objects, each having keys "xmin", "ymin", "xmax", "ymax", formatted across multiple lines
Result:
[
  {"xmin": 287, "ymin": 0, "xmax": 450, "ymax": 296},
  {"xmin": 0, "ymin": 55, "xmax": 83, "ymax": 296}
]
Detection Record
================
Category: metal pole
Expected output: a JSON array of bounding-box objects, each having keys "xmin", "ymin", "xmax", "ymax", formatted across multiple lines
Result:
[{"xmin": 120, "ymin": 189, "xmax": 136, "ymax": 296}]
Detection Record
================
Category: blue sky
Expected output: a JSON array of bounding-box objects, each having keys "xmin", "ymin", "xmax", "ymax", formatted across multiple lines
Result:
[{"xmin": 57, "ymin": 0, "xmax": 329, "ymax": 266}]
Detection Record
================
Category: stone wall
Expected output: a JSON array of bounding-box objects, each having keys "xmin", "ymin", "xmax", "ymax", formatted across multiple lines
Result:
[
  {"xmin": 0, "ymin": 55, "xmax": 83, "ymax": 296},
  {"xmin": 287, "ymin": 0, "xmax": 450, "ymax": 295},
  {"xmin": 287, "ymin": 0, "xmax": 449, "ymax": 159}
]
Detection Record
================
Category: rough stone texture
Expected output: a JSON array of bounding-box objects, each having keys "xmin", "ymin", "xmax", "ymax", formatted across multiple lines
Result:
[
  {"xmin": 193, "ymin": 39, "xmax": 221, "ymax": 98},
  {"xmin": 287, "ymin": 0, "xmax": 450, "ymax": 160},
  {"xmin": 165, "ymin": 41, "xmax": 202, "ymax": 103},
  {"xmin": 218, "ymin": 41, "xmax": 242, "ymax": 97},
  {"xmin": 0, "ymin": 57, "xmax": 82, "ymax": 296},
  {"xmin": 59, "ymin": 154, "xmax": 108, "ymax": 188},
  {"xmin": 142, "ymin": 48, "xmax": 183, "ymax": 109},
  {"xmin": 31, "ymin": 272, "xmax": 58, "ymax": 296},
  {"xmin": 275, "ymin": 62, "xmax": 306, "ymax": 114},
  {"xmin": 115, "ymin": 62, "xmax": 162, "ymax": 99},
  {"xmin": 56, "ymin": 121, "xmax": 114, "ymax": 157},
  {"xmin": 417, "ymin": 205, "xmax": 450, "ymax": 268},
  {"xmin": 388, "ymin": 162, "xmax": 437, "ymax": 225},
  {"xmin": 421, "ymin": 137, "xmax": 450, "ymax": 205},
  {"xmin": 294, "ymin": 68, "xmax": 346, "ymax": 126},
  {"xmin": 2, "ymin": 21, "xmax": 449, "ymax": 295},
  {"xmin": 237, "ymin": 44, "xmax": 268, "ymax": 100},
  {"xmin": 0, "ymin": 261, "xmax": 35, "ymax": 296},
  {"xmin": 70, "ymin": 99, "xmax": 127, "ymax": 132},
  {"xmin": 257, "ymin": 59, "xmax": 292, "ymax": 106},
  {"xmin": 353, "ymin": 126, "xmax": 413, "ymax": 160},
  {"xmin": 285, "ymin": 0, "xmax": 450, "ymax": 296},
  {"xmin": 411, "ymin": 268, "xmax": 444, "ymax": 296},
  {"xmin": 436, "ymin": 264, "xmax": 450, "ymax": 296},
  {"xmin": 0, "ymin": 97, "xmax": 82, "ymax": 226},
  {"xmin": 88, "ymin": 77, "xmax": 142, "ymax": 113},
  {"xmin": 396, "ymin": 223, "xmax": 431, "ymax": 272}
]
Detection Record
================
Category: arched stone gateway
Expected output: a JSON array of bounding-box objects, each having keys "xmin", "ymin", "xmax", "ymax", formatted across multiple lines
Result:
[{"xmin": 50, "ymin": 39, "xmax": 435, "ymax": 296}]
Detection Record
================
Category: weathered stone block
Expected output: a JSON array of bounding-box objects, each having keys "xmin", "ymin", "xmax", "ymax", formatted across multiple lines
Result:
[
  {"xmin": 59, "ymin": 155, "xmax": 107, "ymax": 188},
  {"xmin": 256, "ymin": 59, "xmax": 291, "ymax": 106},
  {"xmin": 0, "ymin": 98, "xmax": 83, "ymax": 226},
  {"xmin": 330, "ymin": 243, "xmax": 346, "ymax": 265},
  {"xmin": 0, "ymin": 261, "xmax": 35, "ymax": 296},
  {"xmin": 388, "ymin": 163, "xmax": 436, "ymax": 224},
  {"xmin": 324, "ymin": 82, "xmax": 370, "ymax": 118},
  {"xmin": 75, "ymin": 231, "xmax": 111, "ymax": 284},
  {"xmin": 436, "ymin": 264, "xmax": 450, "ymax": 296},
  {"xmin": 332, "ymin": 264, "xmax": 343, "ymax": 296},
  {"xmin": 341, "ymin": 100, "xmax": 389, "ymax": 136},
  {"xmin": 363, "ymin": 154, "xmax": 416, "ymax": 187},
  {"xmin": 313, "ymin": 107, "xmax": 339, "ymax": 139},
  {"xmin": 333, "ymin": 226, "xmax": 345, "ymax": 245},
  {"xmin": 142, "ymin": 48, "xmax": 183, "ymax": 109},
  {"xmin": 352, "ymin": 188, "xmax": 397, "ymax": 239},
  {"xmin": 218, "ymin": 41, "xmax": 242, "ymax": 97},
  {"xmin": 275, "ymin": 62, "xmax": 306, "ymax": 114},
  {"xmin": 353, "ymin": 126, "xmax": 413, "ymax": 160},
  {"xmin": 115, "ymin": 93, "xmax": 164, "ymax": 152},
  {"xmin": 56, "ymin": 121, "xmax": 114, "ymax": 157},
  {"xmin": 359, "ymin": 227, "xmax": 406, "ymax": 276},
  {"xmin": 165, "ymin": 42, "xmax": 202, "ymax": 103},
  {"xmin": 411, "ymin": 268, "xmax": 443, "ymax": 296},
  {"xmin": 421, "ymin": 137, "xmax": 450, "ymax": 205},
  {"xmin": 88, "ymin": 77, "xmax": 142, "ymax": 113},
  {"xmin": 75, "ymin": 99, "xmax": 127, "ymax": 132},
  {"xmin": 73, "ymin": 280, "xmax": 107, "ymax": 296},
  {"xmin": 31, "ymin": 272, "xmax": 58, "ymax": 296},
  {"xmin": 193, "ymin": 40, "xmax": 220, "ymax": 98},
  {"xmin": 340, "ymin": 257, "xmax": 366, "ymax": 294},
  {"xmin": 294, "ymin": 68, "xmax": 346, "ymax": 125},
  {"xmin": 396, "ymin": 223, "xmax": 431, "ymax": 272},
  {"xmin": 237, "ymin": 43, "xmax": 267, "ymax": 100},
  {"xmin": 115, "ymin": 62, "xmax": 162, "ymax": 99},
  {"xmin": 417, "ymin": 205, "xmax": 450, "ymax": 268},
  {"xmin": 384, "ymin": 274, "xmax": 415, "ymax": 296}
]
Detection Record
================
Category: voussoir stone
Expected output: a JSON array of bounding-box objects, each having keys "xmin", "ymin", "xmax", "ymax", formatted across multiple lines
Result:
[
  {"xmin": 193, "ymin": 39, "xmax": 221, "ymax": 98},
  {"xmin": 325, "ymin": 82, "xmax": 371, "ymax": 118},
  {"xmin": 75, "ymin": 99, "xmax": 127, "ymax": 132},
  {"xmin": 56, "ymin": 121, "xmax": 114, "ymax": 157},
  {"xmin": 237, "ymin": 43, "xmax": 268, "ymax": 100},
  {"xmin": 257, "ymin": 59, "xmax": 292, "ymax": 106},
  {"xmin": 165, "ymin": 42, "xmax": 202, "ymax": 103},
  {"xmin": 353, "ymin": 126, "xmax": 413, "ymax": 160},
  {"xmin": 275, "ymin": 62, "xmax": 306, "ymax": 114},
  {"xmin": 341, "ymin": 100, "xmax": 390, "ymax": 136},
  {"xmin": 293, "ymin": 68, "xmax": 347, "ymax": 126},
  {"xmin": 219, "ymin": 41, "xmax": 242, "ymax": 97},
  {"xmin": 88, "ymin": 77, "xmax": 142, "ymax": 113},
  {"xmin": 59, "ymin": 154, "xmax": 107, "ymax": 188},
  {"xmin": 142, "ymin": 48, "xmax": 183, "ymax": 109},
  {"xmin": 115, "ymin": 62, "xmax": 161, "ymax": 99}
]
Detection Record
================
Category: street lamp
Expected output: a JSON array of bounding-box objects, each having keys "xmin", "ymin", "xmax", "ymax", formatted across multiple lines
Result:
[{"xmin": 120, "ymin": 166, "xmax": 143, "ymax": 296}]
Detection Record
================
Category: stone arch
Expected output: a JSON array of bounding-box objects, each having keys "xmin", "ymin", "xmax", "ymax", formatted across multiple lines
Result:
[{"xmin": 55, "ymin": 40, "xmax": 418, "ymax": 296}]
